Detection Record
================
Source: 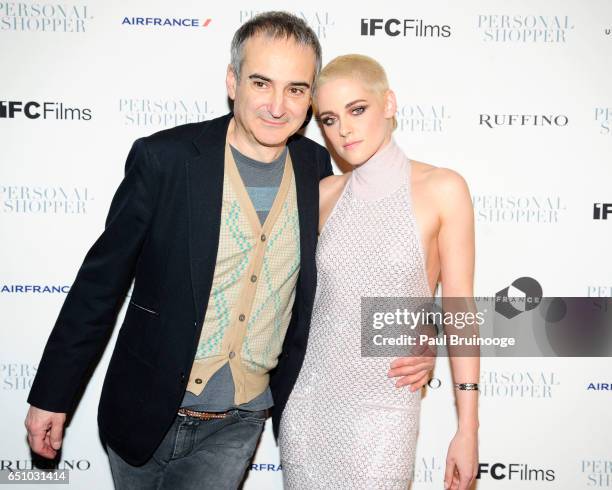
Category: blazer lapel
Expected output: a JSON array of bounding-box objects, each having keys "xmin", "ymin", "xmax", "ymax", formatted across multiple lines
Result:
[
  {"xmin": 288, "ymin": 139, "xmax": 318, "ymax": 310},
  {"xmin": 186, "ymin": 112, "xmax": 232, "ymax": 324}
]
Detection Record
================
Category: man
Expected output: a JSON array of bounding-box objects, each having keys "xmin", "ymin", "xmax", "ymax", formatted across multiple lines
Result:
[{"xmin": 25, "ymin": 11, "xmax": 434, "ymax": 489}]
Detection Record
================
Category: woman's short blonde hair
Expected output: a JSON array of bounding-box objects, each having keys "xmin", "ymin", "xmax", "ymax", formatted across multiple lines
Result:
[{"xmin": 313, "ymin": 54, "xmax": 397, "ymax": 130}]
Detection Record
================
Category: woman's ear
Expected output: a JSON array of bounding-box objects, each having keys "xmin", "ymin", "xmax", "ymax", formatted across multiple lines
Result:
[{"xmin": 383, "ymin": 89, "xmax": 397, "ymax": 119}]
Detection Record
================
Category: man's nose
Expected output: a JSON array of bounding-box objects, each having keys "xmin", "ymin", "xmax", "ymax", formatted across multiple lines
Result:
[{"xmin": 268, "ymin": 88, "xmax": 286, "ymax": 119}]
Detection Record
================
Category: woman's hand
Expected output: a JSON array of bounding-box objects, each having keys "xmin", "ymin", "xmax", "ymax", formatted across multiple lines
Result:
[{"xmin": 444, "ymin": 428, "xmax": 478, "ymax": 490}]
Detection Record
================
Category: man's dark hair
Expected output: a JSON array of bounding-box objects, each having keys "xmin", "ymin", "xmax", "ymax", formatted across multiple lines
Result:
[{"xmin": 230, "ymin": 11, "xmax": 322, "ymax": 81}]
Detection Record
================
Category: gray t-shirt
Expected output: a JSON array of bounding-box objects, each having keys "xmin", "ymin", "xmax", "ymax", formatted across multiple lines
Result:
[{"xmin": 180, "ymin": 145, "xmax": 287, "ymax": 412}]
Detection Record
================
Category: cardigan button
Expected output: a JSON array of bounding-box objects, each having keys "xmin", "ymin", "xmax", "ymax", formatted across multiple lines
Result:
[
  {"xmin": 239, "ymin": 314, "xmax": 246, "ymax": 322},
  {"xmin": 260, "ymin": 234, "xmax": 266, "ymax": 242},
  {"xmin": 195, "ymin": 378, "xmax": 203, "ymax": 384},
  {"xmin": 229, "ymin": 351, "xmax": 236, "ymax": 359}
]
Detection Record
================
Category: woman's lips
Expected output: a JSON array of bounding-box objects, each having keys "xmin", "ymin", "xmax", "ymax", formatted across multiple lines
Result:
[{"xmin": 343, "ymin": 140, "xmax": 362, "ymax": 150}]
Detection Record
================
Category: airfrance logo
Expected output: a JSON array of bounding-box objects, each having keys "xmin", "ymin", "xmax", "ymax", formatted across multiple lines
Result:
[
  {"xmin": 0, "ymin": 100, "xmax": 91, "ymax": 121},
  {"xmin": 121, "ymin": 16, "xmax": 211, "ymax": 28},
  {"xmin": 361, "ymin": 18, "xmax": 451, "ymax": 37},
  {"xmin": 1, "ymin": 284, "xmax": 70, "ymax": 294},
  {"xmin": 250, "ymin": 463, "xmax": 282, "ymax": 472},
  {"xmin": 587, "ymin": 382, "xmax": 611, "ymax": 391}
]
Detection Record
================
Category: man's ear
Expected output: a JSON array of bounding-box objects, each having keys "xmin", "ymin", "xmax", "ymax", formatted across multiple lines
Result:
[
  {"xmin": 383, "ymin": 89, "xmax": 397, "ymax": 120},
  {"xmin": 226, "ymin": 64, "xmax": 237, "ymax": 101}
]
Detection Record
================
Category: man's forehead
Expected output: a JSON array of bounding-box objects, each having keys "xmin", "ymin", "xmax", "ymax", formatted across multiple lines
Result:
[
  {"xmin": 243, "ymin": 32, "xmax": 308, "ymax": 51},
  {"xmin": 241, "ymin": 34, "xmax": 316, "ymax": 74}
]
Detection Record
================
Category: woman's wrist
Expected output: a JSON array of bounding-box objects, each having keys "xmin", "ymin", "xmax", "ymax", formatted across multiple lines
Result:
[{"xmin": 457, "ymin": 420, "xmax": 479, "ymax": 434}]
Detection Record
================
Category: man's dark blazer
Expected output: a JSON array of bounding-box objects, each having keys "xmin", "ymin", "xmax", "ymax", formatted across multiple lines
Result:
[{"xmin": 27, "ymin": 112, "xmax": 333, "ymax": 466}]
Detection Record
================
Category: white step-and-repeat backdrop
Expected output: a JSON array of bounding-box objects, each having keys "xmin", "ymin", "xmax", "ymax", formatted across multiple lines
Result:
[{"xmin": 2, "ymin": 1, "xmax": 611, "ymax": 489}]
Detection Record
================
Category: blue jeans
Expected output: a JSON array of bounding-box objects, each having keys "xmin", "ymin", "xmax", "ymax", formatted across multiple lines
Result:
[{"xmin": 106, "ymin": 409, "xmax": 266, "ymax": 490}]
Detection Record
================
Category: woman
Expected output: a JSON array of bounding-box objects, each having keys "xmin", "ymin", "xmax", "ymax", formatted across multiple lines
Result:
[{"xmin": 279, "ymin": 54, "xmax": 479, "ymax": 490}]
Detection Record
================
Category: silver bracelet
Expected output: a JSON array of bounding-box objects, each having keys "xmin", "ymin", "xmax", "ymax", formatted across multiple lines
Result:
[{"xmin": 455, "ymin": 383, "xmax": 479, "ymax": 391}]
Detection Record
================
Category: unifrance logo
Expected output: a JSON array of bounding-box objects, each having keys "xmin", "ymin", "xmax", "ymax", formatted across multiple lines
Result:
[
  {"xmin": 240, "ymin": 10, "xmax": 335, "ymax": 39},
  {"xmin": 361, "ymin": 18, "xmax": 451, "ymax": 37},
  {"xmin": 477, "ymin": 15, "xmax": 574, "ymax": 43},
  {"xmin": 1, "ymin": 185, "xmax": 93, "ymax": 214},
  {"xmin": 121, "ymin": 17, "xmax": 211, "ymax": 28},
  {"xmin": 0, "ymin": 101, "xmax": 91, "ymax": 121},
  {"xmin": 0, "ymin": 3, "xmax": 92, "ymax": 32},
  {"xmin": 495, "ymin": 277, "xmax": 542, "ymax": 320},
  {"xmin": 119, "ymin": 99, "xmax": 215, "ymax": 127},
  {"xmin": 395, "ymin": 104, "xmax": 449, "ymax": 132}
]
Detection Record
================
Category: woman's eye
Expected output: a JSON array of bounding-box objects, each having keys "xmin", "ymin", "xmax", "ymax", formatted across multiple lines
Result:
[
  {"xmin": 321, "ymin": 117, "xmax": 335, "ymax": 126},
  {"xmin": 352, "ymin": 106, "xmax": 366, "ymax": 115}
]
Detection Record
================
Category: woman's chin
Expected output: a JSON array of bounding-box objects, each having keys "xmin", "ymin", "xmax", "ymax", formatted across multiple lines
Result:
[{"xmin": 339, "ymin": 149, "xmax": 372, "ymax": 167}]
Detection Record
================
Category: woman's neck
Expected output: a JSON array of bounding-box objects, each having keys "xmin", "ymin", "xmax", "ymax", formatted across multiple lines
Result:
[{"xmin": 350, "ymin": 137, "xmax": 409, "ymax": 200}]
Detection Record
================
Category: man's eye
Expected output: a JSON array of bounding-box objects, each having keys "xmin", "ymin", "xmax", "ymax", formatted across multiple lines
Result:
[
  {"xmin": 289, "ymin": 87, "xmax": 305, "ymax": 95},
  {"xmin": 253, "ymin": 81, "xmax": 267, "ymax": 88}
]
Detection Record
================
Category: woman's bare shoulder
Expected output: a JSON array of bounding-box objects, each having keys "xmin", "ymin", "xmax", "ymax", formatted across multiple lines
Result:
[
  {"xmin": 410, "ymin": 160, "xmax": 471, "ymax": 212},
  {"xmin": 320, "ymin": 173, "xmax": 350, "ymax": 196}
]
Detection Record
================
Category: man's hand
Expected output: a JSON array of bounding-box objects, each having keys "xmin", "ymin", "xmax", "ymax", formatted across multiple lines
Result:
[
  {"xmin": 388, "ymin": 344, "xmax": 436, "ymax": 392},
  {"xmin": 25, "ymin": 405, "xmax": 67, "ymax": 459}
]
